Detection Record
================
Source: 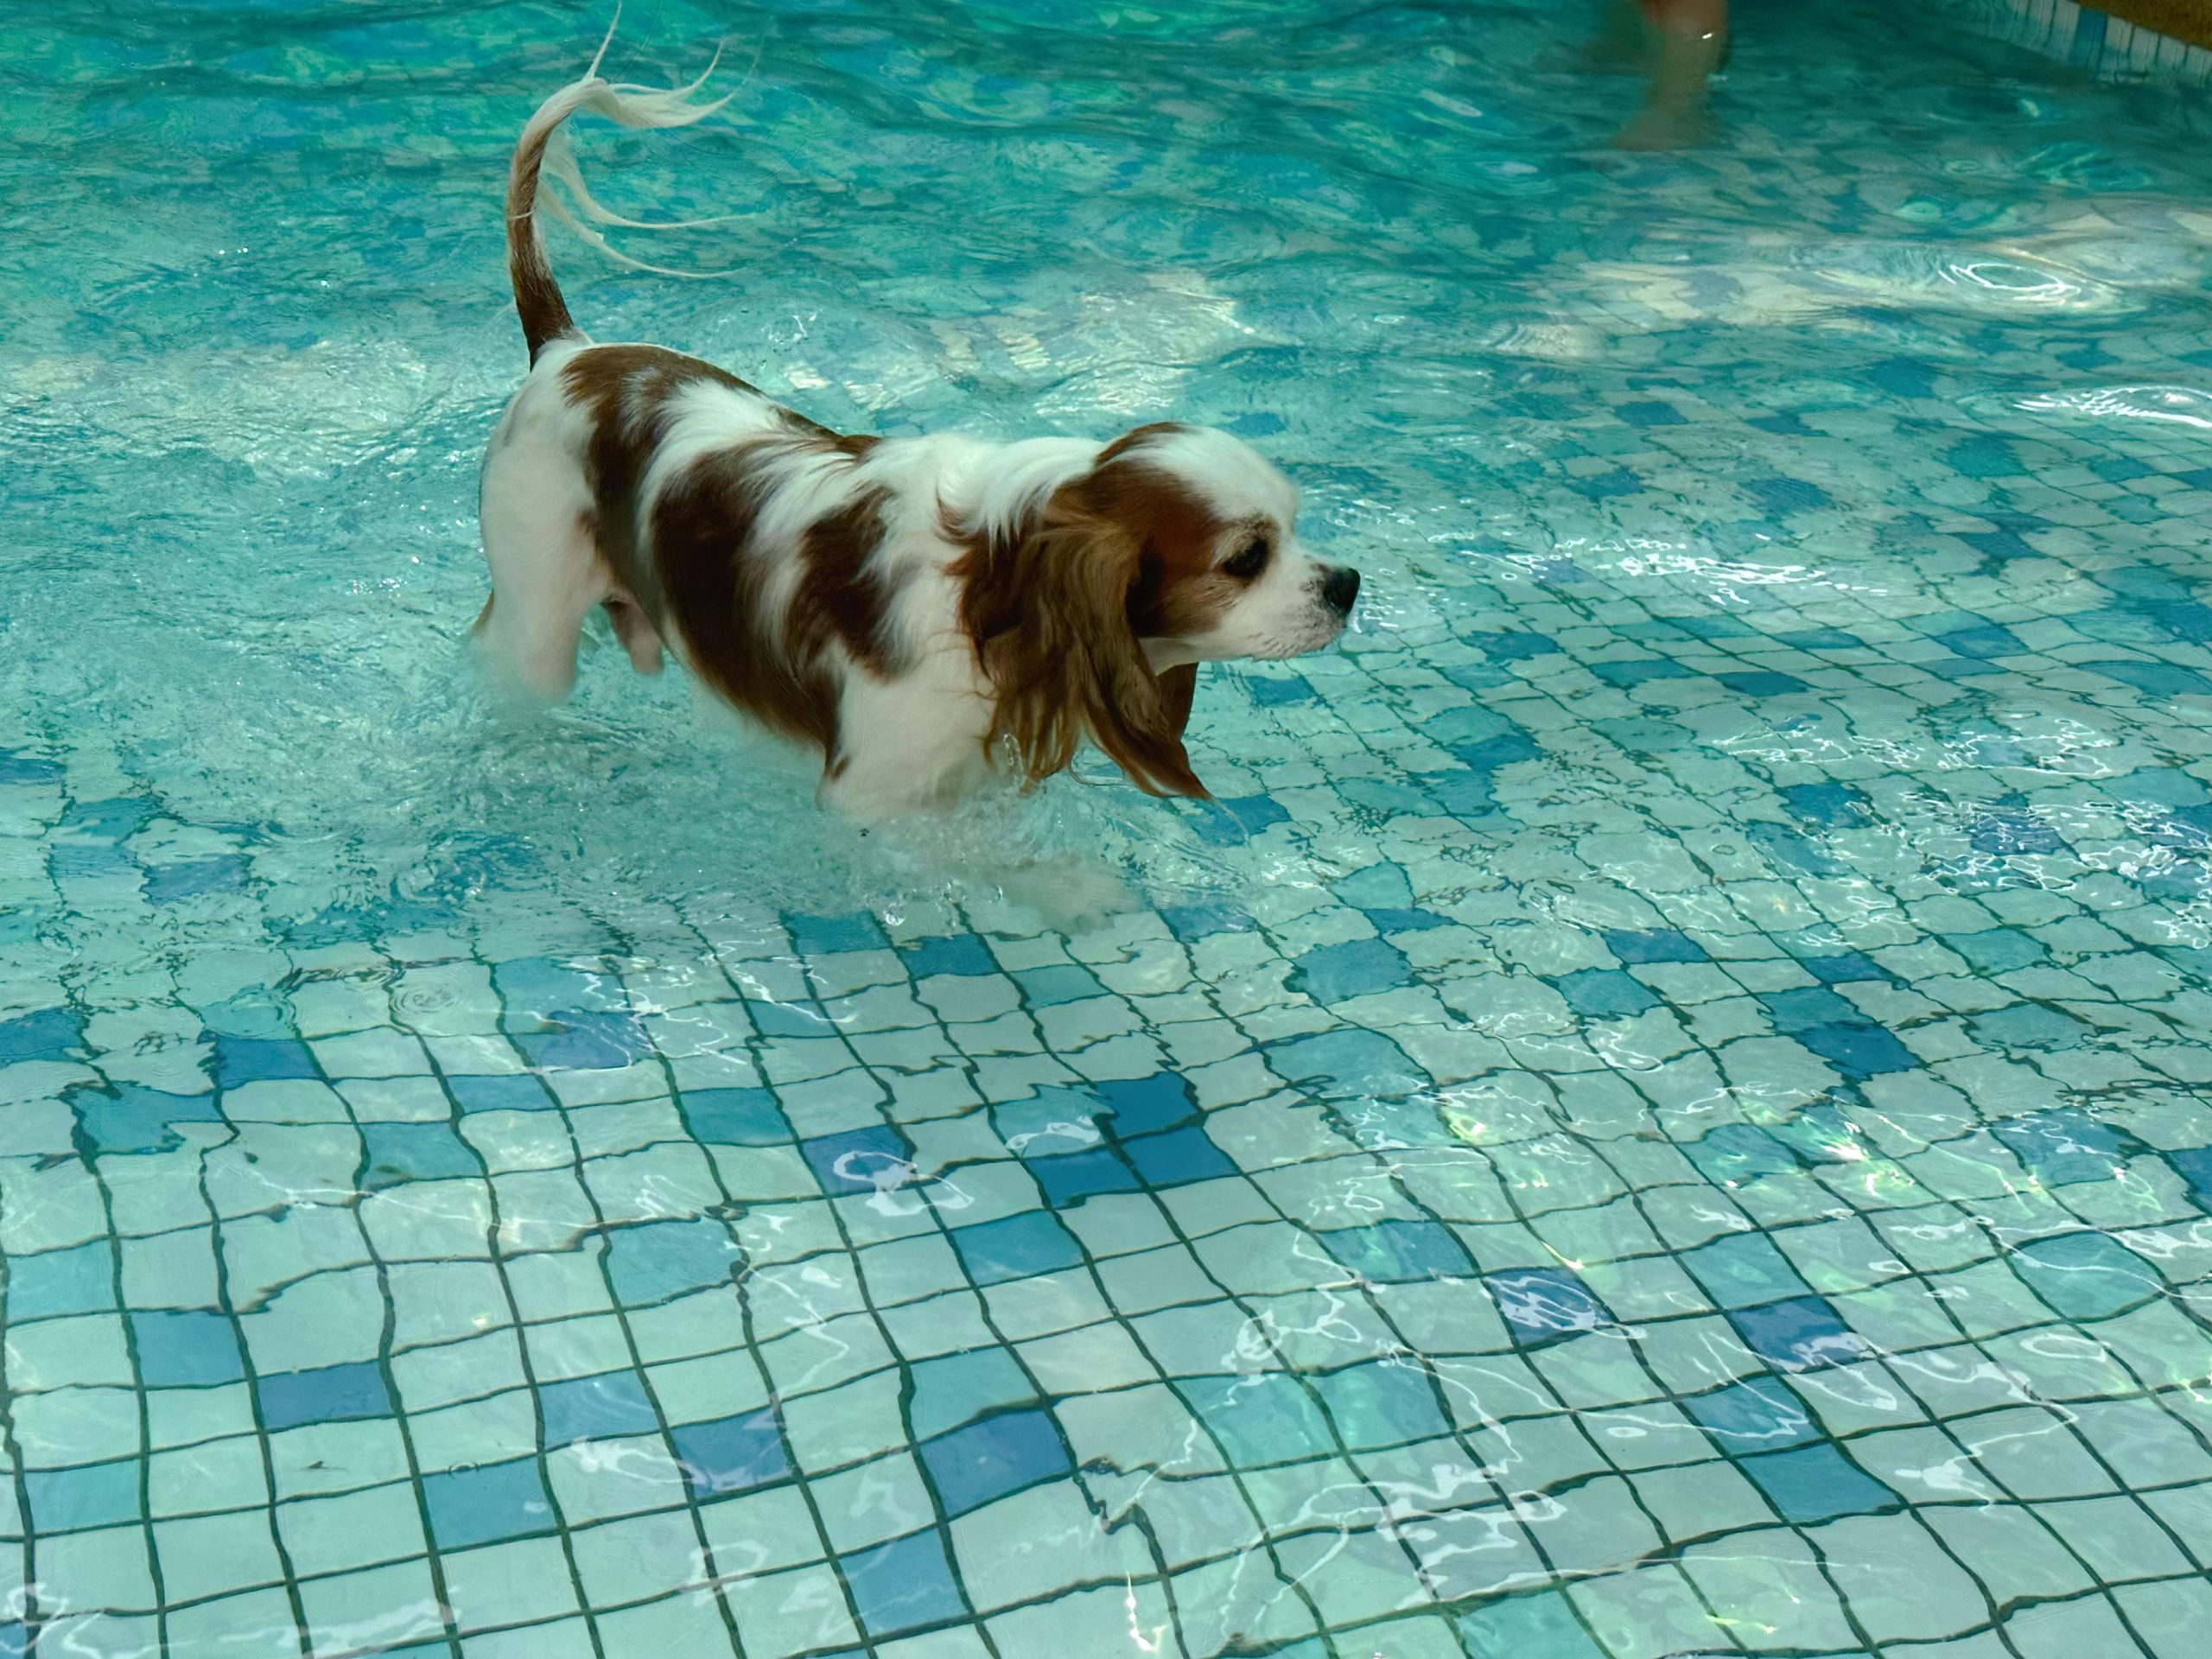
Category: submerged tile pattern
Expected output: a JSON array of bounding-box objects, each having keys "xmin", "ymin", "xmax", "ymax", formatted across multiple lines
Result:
[{"xmin": 5, "ymin": 0, "xmax": 2212, "ymax": 1656}]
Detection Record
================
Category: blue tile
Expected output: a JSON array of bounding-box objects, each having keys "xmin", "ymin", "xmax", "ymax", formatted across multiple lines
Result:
[
  {"xmin": 1780, "ymin": 783, "xmax": 1870, "ymax": 828},
  {"xmin": 1747, "ymin": 823, "xmax": 1847, "ymax": 876},
  {"xmin": 1265, "ymin": 1029, "xmax": 1423, "ymax": 1095},
  {"xmin": 257, "ymin": 1361, "xmax": 391, "ymax": 1431},
  {"xmin": 1194, "ymin": 794, "xmax": 1290, "ymax": 845},
  {"xmin": 512, "ymin": 1009, "xmax": 651, "ymax": 1071},
  {"xmin": 8, "ymin": 1240, "xmax": 115, "ymax": 1319},
  {"xmin": 2170, "ymin": 1146, "xmax": 2212, "ymax": 1211},
  {"xmin": 1741, "ymin": 1443, "xmax": 1897, "ymax": 1522},
  {"xmin": 919, "ymin": 1408, "xmax": 1071, "ymax": 1516},
  {"xmin": 678, "ymin": 1088, "xmax": 788, "ymax": 1147},
  {"xmin": 1094, "ymin": 1072, "xmax": 1196, "ymax": 1137},
  {"xmin": 143, "ymin": 855, "xmax": 250, "ymax": 904},
  {"xmin": 541, "ymin": 1370, "xmax": 659, "ymax": 1446},
  {"xmin": 1796, "ymin": 1021, "xmax": 1917, "ymax": 1079},
  {"xmin": 0, "ymin": 1006, "xmax": 83, "ymax": 1064},
  {"xmin": 67, "ymin": 1081, "xmax": 225, "ymax": 1154},
  {"xmin": 1179, "ymin": 1373, "xmax": 1332, "ymax": 1466},
  {"xmin": 1717, "ymin": 671, "xmax": 1808, "ymax": 696},
  {"xmin": 1554, "ymin": 969, "xmax": 1659, "ymax": 1019},
  {"xmin": 1028, "ymin": 1147, "xmax": 1141, "ymax": 1207},
  {"xmin": 799, "ymin": 1125, "xmax": 912, "ymax": 1195},
  {"xmin": 1452, "ymin": 729, "xmax": 1541, "ymax": 772},
  {"xmin": 909, "ymin": 1350, "xmax": 1034, "ymax": 1441},
  {"xmin": 1604, "ymin": 928, "xmax": 1707, "ymax": 964},
  {"xmin": 448, "ymin": 1074, "xmax": 555, "ymax": 1114},
  {"xmin": 1249, "ymin": 672, "xmax": 1315, "ymax": 705},
  {"xmin": 423, "ymin": 1458, "xmax": 553, "ymax": 1549},
  {"xmin": 1802, "ymin": 951, "xmax": 1888, "ymax": 984},
  {"xmin": 1686, "ymin": 1377, "xmax": 1819, "ymax": 1452},
  {"xmin": 359, "ymin": 1122, "xmax": 476, "ymax": 1190},
  {"xmin": 784, "ymin": 912, "xmax": 886, "ymax": 956},
  {"xmin": 24, "ymin": 1461, "xmax": 141, "ymax": 1533},
  {"xmin": 1313, "ymin": 1359, "xmax": 1446, "ymax": 1446},
  {"xmin": 901, "ymin": 936, "xmax": 996, "ymax": 978},
  {"xmin": 50, "ymin": 841, "xmax": 135, "ymax": 880},
  {"xmin": 1158, "ymin": 903, "xmax": 1255, "ymax": 943},
  {"xmin": 213, "ymin": 1037, "xmax": 317, "ymax": 1088},
  {"xmin": 1592, "ymin": 658, "xmax": 1695, "ymax": 688},
  {"xmin": 1993, "ymin": 1109, "xmax": 2139, "ymax": 1186},
  {"xmin": 950, "ymin": 1212, "xmax": 1084, "ymax": 1286},
  {"xmin": 1322, "ymin": 1219, "xmax": 1472, "ymax": 1284},
  {"xmin": 1727, "ymin": 1297, "xmax": 1872, "ymax": 1373},
  {"xmin": 1486, "ymin": 1268, "xmax": 1611, "ymax": 1346},
  {"xmin": 1365, "ymin": 906, "xmax": 1449, "ymax": 933},
  {"xmin": 1931, "ymin": 620, "xmax": 2026, "ymax": 659},
  {"xmin": 606, "ymin": 1221, "xmax": 741, "ymax": 1305},
  {"xmin": 2010, "ymin": 1232, "xmax": 2160, "ymax": 1322},
  {"xmin": 2086, "ymin": 659, "xmax": 2212, "ymax": 697},
  {"xmin": 1617, "ymin": 399, "xmax": 1685, "ymax": 427},
  {"xmin": 1970, "ymin": 805, "xmax": 2065, "ymax": 857},
  {"xmin": 1121, "ymin": 1126, "xmax": 1238, "ymax": 1186},
  {"xmin": 0, "ymin": 750, "xmax": 62, "ymax": 784},
  {"xmin": 130, "ymin": 1310, "xmax": 245, "ymax": 1388},
  {"xmin": 671, "ymin": 1409, "xmax": 788, "ymax": 1495},
  {"xmin": 1744, "ymin": 475, "xmax": 1830, "ymax": 515},
  {"xmin": 1685, "ymin": 1122, "xmax": 1801, "ymax": 1183},
  {"xmin": 1681, "ymin": 1234, "xmax": 1813, "ymax": 1308},
  {"xmin": 1757, "ymin": 987, "xmax": 1860, "ymax": 1033},
  {"xmin": 1456, "ymin": 1588, "xmax": 1606, "ymax": 1657},
  {"xmin": 1972, "ymin": 1004, "xmax": 2088, "ymax": 1052},
  {"xmin": 1292, "ymin": 937, "xmax": 1411, "ymax": 1003},
  {"xmin": 1012, "ymin": 964, "xmax": 1107, "ymax": 1007},
  {"xmin": 1567, "ymin": 467, "xmax": 1641, "ymax": 501},
  {"xmin": 1466, "ymin": 631, "xmax": 1560, "ymax": 660},
  {"xmin": 842, "ymin": 1528, "xmax": 965, "ymax": 1637}
]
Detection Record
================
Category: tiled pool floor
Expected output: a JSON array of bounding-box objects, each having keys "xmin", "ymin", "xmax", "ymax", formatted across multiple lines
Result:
[{"xmin": 3, "ymin": 0, "xmax": 2212, "ymax": 1655}]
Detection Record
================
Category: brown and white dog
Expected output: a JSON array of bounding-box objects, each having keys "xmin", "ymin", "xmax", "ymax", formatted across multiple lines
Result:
[{"xmin": 477, "ymin": 56, "xmax": 1360, "ymax": 821}]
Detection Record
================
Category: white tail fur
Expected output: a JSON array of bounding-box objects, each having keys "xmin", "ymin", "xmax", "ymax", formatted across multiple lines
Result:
[{"xmin": 505, "ymin": 10, "xmax": 747, "ymax": 356}]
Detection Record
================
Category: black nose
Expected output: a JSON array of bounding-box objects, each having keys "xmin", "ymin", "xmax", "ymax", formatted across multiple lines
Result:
[{"xmin": 1322, "ymin": 565, "xmax": 1361, "ymax": 616}]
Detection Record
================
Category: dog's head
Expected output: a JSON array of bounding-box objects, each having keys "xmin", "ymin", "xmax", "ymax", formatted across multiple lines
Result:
[{"xmin": 959, "ymin": 423, "xmax": 1359, "ymax": 798}]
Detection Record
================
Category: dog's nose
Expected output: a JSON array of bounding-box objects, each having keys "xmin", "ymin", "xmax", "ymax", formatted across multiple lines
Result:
[{"xmin": 1322, "ymin": 565, "xmax": 1361, "ymax": 616}]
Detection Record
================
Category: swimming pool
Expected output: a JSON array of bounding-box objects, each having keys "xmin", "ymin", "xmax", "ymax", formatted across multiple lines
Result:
[{"xmin": 4, "ymin": 0, "xmax": 2211, "ymax": 1653}]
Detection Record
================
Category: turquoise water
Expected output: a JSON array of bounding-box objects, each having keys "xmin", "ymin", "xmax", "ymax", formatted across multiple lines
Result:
[{"xmin": 4, "ymin": 0, "xmax": 2212, "ymax": 1654}]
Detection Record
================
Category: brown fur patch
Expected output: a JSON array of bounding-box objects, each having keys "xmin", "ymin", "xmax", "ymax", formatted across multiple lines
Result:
[
  {"xmin": 649, "ymin": 437, "xmax": 844, "ymax": 751},
  {"xmin": 954, "ymin": 440, "xmax": 1224, "ymax": 798},
  {"xmin": 563, "ymin": 346, "xmax": 901, "ymax": 760},
  {"xmin": 562, "ymin": 346, "xmax": 752, "ymax": 613},
  {"xmin": 505, "ymin": 123, "xmax": 573, "ymax": 362},
  {"xmin": 794, "ymin": 487, "xmax": 900, "ymax": 678}
]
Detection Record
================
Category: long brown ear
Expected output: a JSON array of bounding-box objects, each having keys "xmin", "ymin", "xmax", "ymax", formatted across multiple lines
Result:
[{"xmin": 959, "ymin": 494, "xmax": 1208, "ymax": 799}]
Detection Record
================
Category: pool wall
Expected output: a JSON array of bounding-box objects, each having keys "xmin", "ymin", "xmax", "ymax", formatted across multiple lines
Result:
[{"xmin": 1958, "ymin": 0, "xmax": 2212, "ymax": 82}]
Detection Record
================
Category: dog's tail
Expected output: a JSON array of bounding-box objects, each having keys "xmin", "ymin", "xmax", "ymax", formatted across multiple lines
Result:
[{"xmin": 506, "ymin": 17, "xmax": 734, "ymax": 362}]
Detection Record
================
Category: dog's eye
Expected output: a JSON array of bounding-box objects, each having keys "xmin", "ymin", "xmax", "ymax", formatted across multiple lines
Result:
[{"xmin": 1224, "ymin": 536, "xmax": 1270, "ymax": 580}]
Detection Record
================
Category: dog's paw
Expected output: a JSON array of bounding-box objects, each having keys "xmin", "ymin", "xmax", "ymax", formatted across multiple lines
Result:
[{"xmin": 995, "ymin": 857, "xmax": 1138, "ymax": 933}]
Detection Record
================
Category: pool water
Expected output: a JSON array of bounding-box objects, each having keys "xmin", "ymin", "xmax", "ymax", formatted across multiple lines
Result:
[{"xmin": 4, "ymin": 0, "xmax": 2212, "ymax": 1653}]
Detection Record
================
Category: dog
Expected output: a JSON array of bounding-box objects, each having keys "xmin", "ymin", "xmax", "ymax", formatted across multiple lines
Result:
[{"xmin": 476, "ymin": 45, "xmax": 1360, "ymax": 822}]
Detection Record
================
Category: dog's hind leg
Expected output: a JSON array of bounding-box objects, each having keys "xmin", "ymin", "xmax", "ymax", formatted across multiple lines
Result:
[{"xmin": 476, "ymin": 403, "xmax": 606, "ymax": 702}]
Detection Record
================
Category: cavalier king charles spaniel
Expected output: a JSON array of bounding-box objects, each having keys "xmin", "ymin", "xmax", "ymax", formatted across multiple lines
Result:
[{"xmin": 478, "ymin": 51, "xmax": 1360, "ymax": 821}]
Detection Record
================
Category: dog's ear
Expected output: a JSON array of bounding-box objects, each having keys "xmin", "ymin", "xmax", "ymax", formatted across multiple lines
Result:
[{"xmin": 963, "ymin": 493, "xmax": 1208, "ymax": 799}]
